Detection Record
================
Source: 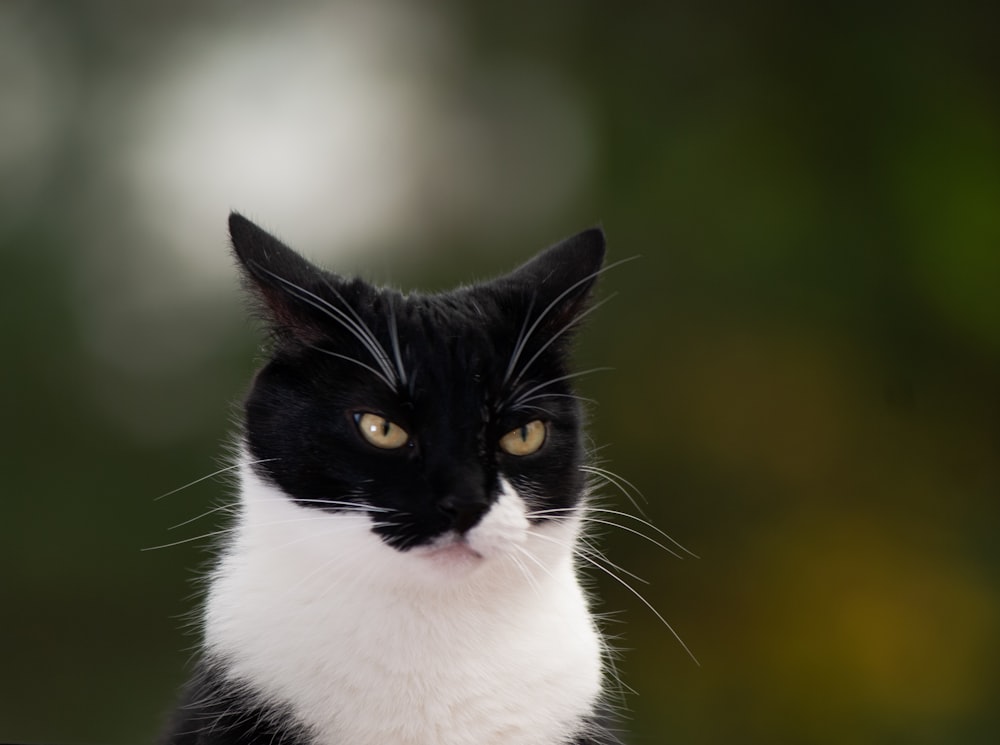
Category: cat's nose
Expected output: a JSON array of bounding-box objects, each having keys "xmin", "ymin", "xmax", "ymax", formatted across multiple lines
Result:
[{"xmin": 437, "ymin": 495, "xmax": 489, "ymax": 534}]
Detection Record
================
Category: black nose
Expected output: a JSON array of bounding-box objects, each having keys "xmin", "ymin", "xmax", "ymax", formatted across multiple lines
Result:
[{"xmin": 438, "ymin": 495, "xmax": 490, "ymax": 534}]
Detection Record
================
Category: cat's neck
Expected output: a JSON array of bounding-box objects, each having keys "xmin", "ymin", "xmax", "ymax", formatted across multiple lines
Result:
[{"xmin": 202, "ymin": 455, "xmax": 605, "ymax": 745}]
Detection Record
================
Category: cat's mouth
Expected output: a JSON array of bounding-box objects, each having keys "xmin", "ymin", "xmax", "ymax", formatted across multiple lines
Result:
[{"xmin": 416, "ymin": 534, "xmax": 484, "ymax": 564}]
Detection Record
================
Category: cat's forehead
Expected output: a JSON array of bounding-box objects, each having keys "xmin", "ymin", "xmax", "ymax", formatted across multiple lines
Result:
[
  {"xmin": 349, "ymin": 284, "xmax": 508, "ymax": 340},
  {"xmin": 392, "ymin": 290, "xmax": 515, "ymax": 370},
  {"xmin": 314, "ymin": 286, "xmax": 521, "ymax": 420}
]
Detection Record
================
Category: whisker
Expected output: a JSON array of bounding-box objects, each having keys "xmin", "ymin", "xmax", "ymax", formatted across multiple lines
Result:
[
  {"xmin": 513, "ymin": 542, "xmax": 558, "ymax": 584},
  {"xmin": 319, "ymin": 277, "xmax": 396, "ymax": 379},
  {"xmin": 515, "ymin": 404, "xmax": 557, "ymax": 417},
  {"xmin": 141, "ymin": 527, "xmax": 240, "ymax": 552},
  {"xmin": 585, "ymin": 508, "xmax": 699, "ymax": 559},
  {"xmin": 577, "ymin": 517, "xmax": 685, "ymax": 560},
  {"xmin": 167, "ymin": 495, "xmax": 388, "ymax": 532},
  {"xmin": 254, "ymin": 266, "xmax": 398, "ymax": 386},
  {"xmin": 580, "ymin": 464, "xmax": 647, "ymax": 514},
  {"xmin": 574, "ymin": 550, "xmax": 699, "ymax": 666},
  {"xmin": 526, "ymin": 526, "xmax": 692, "ymax": 666},
  {"xmin": 507, "ymin": 549, "xmax": 543, "ymax": 599},
  {"xmin": 503, "ymin": 256, "xmax": 638, "ymax": 388},
  {"xmin": 523, "ymin": 507, "xmax": 579, "ymax": 520},
  {"xmin": 515, "ymin": 392, "xmax": 598, "ymax": 408},
  {"xmin": 508, "ymin": 293, "xmax": 619, "ymax": 391},
  {"xmin": 528, "ymin": 528, "xmax": 649, "ymax": 588},
  {"xmin": 154, "ymin": 459, "xmax": 277, "ymax": 501},
  {"xmin": 144, "ymin": 514, "xmax": 387, "ymax": 552},
  {"xmin": 528, "ymin": 505, "xmax": 698, "ymax": 560},
  {"xmin": 582, "ymin": 465, "xmax": 644, "ymax": 501},
  {"xmin": 503, "ymin": 294, "xmax": 537, "ymax": 385},
  {"xmin": 508, "ymin": 367, "xmax": 614, "ymax": 408},
  {"xmin": 168, "ymin": 503, "xmax": 238, "ymax": 531},
  {"xmin": 575, "ymin": 538, "xmax": 649, "ymax": 586},
  {"xmin": 310, "ymin": 347, "xmax": 395, "ymax": 390},
  {"xmin": 290, "ymin": 499, "xmax": 392, "ymax": 513},
  {"xmin": 386, "ymin": 295, "xmax": 409, "ymax": 389}
]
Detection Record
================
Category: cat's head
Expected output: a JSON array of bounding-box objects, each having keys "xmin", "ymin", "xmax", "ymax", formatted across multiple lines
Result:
[{"xmin": 229, "ymin": 213, "xmax": 605, "ymax": 572}]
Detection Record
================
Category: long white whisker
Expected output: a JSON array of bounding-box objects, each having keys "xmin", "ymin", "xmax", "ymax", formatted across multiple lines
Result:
[
  {"xmin": 503, "ymin": 294, "xmax": 537, "ymax": 385},
  {"xmin": 168, "ymin": 503, "xmax": 239, "ymax": 531},
  {"xmin": 311, "ymin": 347, "xmax": 395, "ymax": 390},
  {"xmin": 580, "ymin": 464, "xmax": 647, "ymax": 514},
  {"xmin": 143, "ymin": 514, "xmax": 388, "ymax": 552},
  {"xmin": 581, "ymin": 465, "xmax": 645, "ymax": 501},
  {"xmin": 386, "ymin": 296, "xmax": 409, "ymax": 389},
  {"xmin": 503, "ymin": 256, "xmax": 638, "ymax": 387},
  {"xmin": 575, "ymin": 537, "xmax": 650, "ymax": 586},
  {"xmin": 509, "ymin": 293, "xmax": 619, "ymax": 390},
  {"xmin": 154, "ymin": 459, "xmax": 277, "ymax": 501},
  {"xmin": 586, "ymin": 508, "xmax": 698, "ymax": 559},
  {"xmin": 319, "ymin": 277, "xmax": 396, "ymax": 378},
  {"xmin": 513, "ymin": 542, "xmax": 558, "ymax": 584},
  {"xmin": 507, "ymin": 549, "xmax": 543, "ymax": 599},
  {"xmin": 578, "ymin": 517, "xmax": 685, "ymax": 560},
  {"xmin": 255, "ymin": 267, "xmax": 398, "ymax": 385},
  {"xmin": 516, "ymin": 392, "xmax": 598, "ymax": 408},
  {"xmin": 516, "ymin": 404, "xmax": 557, "ymax": 417},
  {"xmin": 167, "ymin": 496, "xmax": 389, "ymax": 532},
  {"xmin": 574, "ymin": 551, "xmax": 699, "ymax": 666},
  {"xmin": 289, "ymin": 499, "xmax": 392, "ymax": 513},
  {"xmin": 529, "ymin": 529, "xmax": 650, "ymax": 587},
  {"xmin": 509, "ymin": 367, "xmax": 614, "ymax": 407},
  {"xmin": 528, "ymin": 505, "xmax": 698, "ymax": 560},
  {"xmin": 141, "ymin": 527, "xmax": 240, "ymax": 552}
]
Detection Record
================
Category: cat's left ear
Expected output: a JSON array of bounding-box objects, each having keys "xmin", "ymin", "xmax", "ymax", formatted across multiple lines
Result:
[
  {"xmin": 498, "ymin": 227, "xmax": 607, "ymax": 332},
  {"xmin": 228, "ymin": 212, "xmax": 340, "ymax": 344}
]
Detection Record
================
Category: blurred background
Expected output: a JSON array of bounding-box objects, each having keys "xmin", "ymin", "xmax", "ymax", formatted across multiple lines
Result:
[{"xmin": 2, "ymin": 0, "xmax": 999, "ymax": 743}]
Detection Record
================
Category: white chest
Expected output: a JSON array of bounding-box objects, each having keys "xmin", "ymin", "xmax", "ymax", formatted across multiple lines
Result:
[{"xmin": 203, "ymin": 467, "xmax": 605, "ymax": 745}]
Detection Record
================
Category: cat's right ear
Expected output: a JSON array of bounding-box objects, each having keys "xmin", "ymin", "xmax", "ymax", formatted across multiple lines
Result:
[
  {"xmin": 229, "ymin": 212, "xmax": 334, "ymax": 344},
  {"xmin": 497, "ymin": 227, "xmax": 607, "ymax": 338}
]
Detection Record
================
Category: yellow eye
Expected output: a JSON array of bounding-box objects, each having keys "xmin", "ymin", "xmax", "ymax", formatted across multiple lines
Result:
[
  {"xmin": 499, "ymin": 420, "xmax": 546, "ymax": 456},
  {"xmin": 355, "ymin": 412, "xmax": 410, "ymax": 449}
]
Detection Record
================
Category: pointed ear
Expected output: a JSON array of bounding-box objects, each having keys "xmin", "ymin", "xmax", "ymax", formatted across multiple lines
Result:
[
  {"xmin": 502, "ymin": 226, "xmax": 607, "ymax": 331},
  {"xmin": 229, "ymin": 212, "xmax": 334, "ymax": 344}
]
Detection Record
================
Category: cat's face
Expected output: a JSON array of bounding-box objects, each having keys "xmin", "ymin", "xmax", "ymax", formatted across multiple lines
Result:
[{"xmin": 230, "ymin": 214, "xmax": 604, "ymax": 561}]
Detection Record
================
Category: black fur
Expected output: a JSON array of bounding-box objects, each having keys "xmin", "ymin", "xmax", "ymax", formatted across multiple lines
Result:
[
  {"xmin": 159, "ymin": 214, "xmax": 623, "ymax": 745},
  {"xmin": 159, "ymin": 664, "xmax": 310, "ymax": 745},
  {"xmin": 232, "ymin": 212, "xmax": 604, "ymax": 550},
  {"xmin": 162, "ymin": 664, "xmax": 622, "ymax": 745}
]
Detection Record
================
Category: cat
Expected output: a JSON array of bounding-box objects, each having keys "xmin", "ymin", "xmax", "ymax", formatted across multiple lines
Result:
[{"xmin": 159, "ymin": 213, "xmax": 628, "ymax": 745}]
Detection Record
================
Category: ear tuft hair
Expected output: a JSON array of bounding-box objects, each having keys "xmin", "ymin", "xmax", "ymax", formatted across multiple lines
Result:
[
  {"xmin": 501, "ymin": 226, "xmax": 607, "ymax": 336},
  {"xmin": 228, "ymin": 212, "xmax": 334, "ymax": 345}
]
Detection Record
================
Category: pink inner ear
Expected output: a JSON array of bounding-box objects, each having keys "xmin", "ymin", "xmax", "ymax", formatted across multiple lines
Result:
[{"xmin": 256, "ymin": 284, "xmax": 330, "ymax": 347}]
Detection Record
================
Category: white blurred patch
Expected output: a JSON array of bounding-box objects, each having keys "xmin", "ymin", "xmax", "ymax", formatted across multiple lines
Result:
[
  {"xmin": 120, "ymin": 3, "xmax": 436, "ymax": 281},
  {"xmin": 114, "ymin": 0, "xmax": 593, "ymax": 279},
  {"xmin": 73, "ymin": 0, "xmax": 594, "ymax": 441}
]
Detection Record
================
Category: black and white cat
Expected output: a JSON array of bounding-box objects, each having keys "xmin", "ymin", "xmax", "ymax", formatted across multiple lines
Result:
[{"xmin": 161, "ymin": 214, "xmax": 626, "ymax": 745}]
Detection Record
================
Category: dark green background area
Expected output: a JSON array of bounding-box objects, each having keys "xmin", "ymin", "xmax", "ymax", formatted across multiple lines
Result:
[{"xmin": 3, "ymin": 1, "xmax": 999, "ymax": 743}]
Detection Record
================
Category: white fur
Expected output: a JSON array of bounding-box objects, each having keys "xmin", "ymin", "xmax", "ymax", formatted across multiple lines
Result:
[{"xmin": 203, "ymin": 452, "xmax": 605, "ymax": 745}]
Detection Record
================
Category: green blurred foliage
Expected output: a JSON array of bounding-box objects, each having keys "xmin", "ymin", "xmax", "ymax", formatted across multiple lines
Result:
[{"xmin": 2, "ymin": 1, "xmax": 998, "ymax": 744}]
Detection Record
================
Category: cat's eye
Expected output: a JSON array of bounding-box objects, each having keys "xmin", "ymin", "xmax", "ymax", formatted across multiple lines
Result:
[
  {"xmin": 354, "ymin": 412, "xmax": 410, "ymax": 450},
  {"xmin": 499, "ymin": 420, "xmax": 546, "ymax": 456}
]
